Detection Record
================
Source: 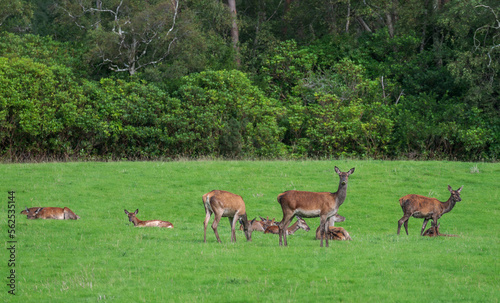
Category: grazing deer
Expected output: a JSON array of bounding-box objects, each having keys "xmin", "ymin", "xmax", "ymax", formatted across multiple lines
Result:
[
  {"xmin": 314, "ymin": 213, "xmax": 346, "ymax": 239},
  {"xmin": 124, "ymin": 209, "xmax": 173, "ymax": 228},
  {"xmin": 24, "ymin": 207, "xmax": 80, "ymax": 220},
  {"xmin": 264, "ymin": 216, "xmax": 310, "ymax": 235},
  {"xmin": 203, "ymin": 190, "xmax": 253, "ymax": 243},
  {"xmin": 277, "ymin": 166, "xmax": 355, "ymax": 247},
  {"xmin": 397, "ymin": 185, "xmax": 463, "ymax": 236}
]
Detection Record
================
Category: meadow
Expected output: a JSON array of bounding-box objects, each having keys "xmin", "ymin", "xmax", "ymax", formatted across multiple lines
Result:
[{"xmin": 1, "ymin": 160, "xmax": 499, "ymax": 302}]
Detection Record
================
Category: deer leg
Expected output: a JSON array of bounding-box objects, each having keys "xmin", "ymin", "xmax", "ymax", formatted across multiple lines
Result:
[
  {"xmin": 279, "ymin": 215, "xmax": 294, "ymax": 247},
  {"xmin": 319, "ymin": 215, "xmax": 328, "ymax": 247},
  {"xmin": 229, "ymin": 216, "xmax": 237, "ymax": 242},
  {"xmin": 398, "ymin": 214, "xmax": 411, "ymax": 235},
  {"xmin": 420, "ymin": 218, "xmax": 430, "ymax": 236},
  {"xmin": 211, "ymin": 212, "xmax": 223, "ymax": 243},
  {"xmin": 203, "ymin": 209, "xmax": 212, "ymax": 243}
]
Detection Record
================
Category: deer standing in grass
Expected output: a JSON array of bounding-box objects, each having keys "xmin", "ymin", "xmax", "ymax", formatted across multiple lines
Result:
[
  {"xmin": 203, "ymin": 190, "xmax": 253, "ymax": 243},
  {"xmin": 264, "ymin": 216, "xmax": 310, "ymax": 235},
  {"xmin": 397, "ymin": 185, "xmax": 463, "ymax": 236},
  {"xmin": 124, "ymin": 209, "xmax": 173, "ymax": 228},
  {"xmin": 277, "ymin": 166, "xmax": 355, "ymax": 247}
]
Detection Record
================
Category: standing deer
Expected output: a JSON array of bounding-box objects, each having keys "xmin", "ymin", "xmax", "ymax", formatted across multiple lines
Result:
[
  {"xmin": 24, "ymin": 207, "xmax": 80, "ymax": 220},
  {"xmin": 264, "ymin": 216, "xmax": 310, "ymax": 235},
  {"xmin": 277, "ymin": 166, "xmax": 355, "ymax": 247},
  {"xmin": 397, "ymin": 185, "xmax": 463, "ymax": 236},
  {"xmin": 124, "ymin": 209, "xmax": 173, "ymax": 228},
  {"xmin": 203, "ymin": 190, "xmax": 253, "ymax": 243}
]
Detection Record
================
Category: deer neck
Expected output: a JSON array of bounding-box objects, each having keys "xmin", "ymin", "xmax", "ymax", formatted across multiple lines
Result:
[
  {"xmin": 287, "ymin": 220, "xmax": 299, "ymax": 234},
  {"xmin": 131, "ymin": 216, "xmax": 142, "ymax": 226},
  {"xmin": 335, "ymin": 182, "xmax": 348, "ymax": 207},
  {"xmin": 442, "ymin": 197, "xmax": 457, "ymax": 215}
]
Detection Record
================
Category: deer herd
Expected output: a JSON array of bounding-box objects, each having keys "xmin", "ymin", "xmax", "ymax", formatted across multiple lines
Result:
[{"xmin": 21, "ymin": 166, "xmax": 464, "ymax": 247}]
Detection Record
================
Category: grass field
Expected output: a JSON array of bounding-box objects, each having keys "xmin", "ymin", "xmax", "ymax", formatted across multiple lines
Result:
[{"xmin": 1, "ymin": 160, "xmax": 499, "ymax": 302}]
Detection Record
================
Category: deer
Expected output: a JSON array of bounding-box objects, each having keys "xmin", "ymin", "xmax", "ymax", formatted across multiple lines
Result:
[
  {"xmin": 314, "ymin": 213, "xmax": 347, "ymax": 239},
  {"xmin": 276, "ymin": 166, "xmax": 355, "ymax": 247},
  {"xmin": 21, "ymin": 207, "xmax": 41, "ymax": 215},
  {"xmin": 24, "ymin": 207, "xmax": 80, "ymax": 220},
  {"xmin": 422, "ymin": 223, "xmax": 458, "ymax": 237},
  {"xmin": 203, "ymin": 190, "xmax": 253, "ymax": 243},
  {"xmin": 124, "ymin": 209, "xmax": 173, "ymax": 228},
  {"xmin": 264, "ymin": 216, "xmax": 310, "ymax": 235},
  {"xmin": 397, "ymin": 185, "xmax": 463, "ymax": 236},
  {"xmin": 239, "ymin": 216, "xmax": 275, "ymax": 232}
]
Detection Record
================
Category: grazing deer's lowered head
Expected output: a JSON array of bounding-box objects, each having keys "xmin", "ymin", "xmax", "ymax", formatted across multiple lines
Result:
[{"xmin": 203, "ymin": 190, "xmax": 253, "ymax": 243}]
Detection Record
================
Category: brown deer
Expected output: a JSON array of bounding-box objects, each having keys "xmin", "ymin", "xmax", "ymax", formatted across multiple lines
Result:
[
  {"xmin": 203, "ymin": 190, "xmax": 253, "ymax": 243},
  {"xmin": 239, "ymin": 216, "xmax": 275, "ymax": 232},
  {"xmin": 21, "ymin": 207, "xmax": 41, "ymax": 215},
  {"xmin": 264, "ymin": 216, "xmax": 310, "ymax": 235},
  {"xmin": 397, "ymin": 185, "xmax": 463, "ymax": 236},
  {"xmin": 323, "ymin": 227, "xmax": 352, "ymax": 241},
  {"xmin": 124, "ymin": 209, "xmax": 173, "ymax": 228},
  {"xmin": 422, "ymin": 223, "xmax": 458, "ymax": 237},
  {"xmin": 24, "ymin": 207, "xmax": 80, "ymax": 220},
  {"xmin": 314, "ymin": 213, "xmax": 351, "ymax": 241},
  {"xmin": 277, "ymin": 166, "xmax": 355, "ymax": 247}
]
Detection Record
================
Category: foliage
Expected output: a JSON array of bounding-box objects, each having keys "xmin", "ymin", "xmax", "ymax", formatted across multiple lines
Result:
[{"xmin": 0, "ymin": 1, "xmax": 498, "ymax": 161}]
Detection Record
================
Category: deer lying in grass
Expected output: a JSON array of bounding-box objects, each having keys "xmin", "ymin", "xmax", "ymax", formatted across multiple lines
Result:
[
  {"xmin": 314, "ymin": 214, "xmax": 351, "ymax": 240},
  {"xmin": 422, "ymin": 223, "xmax": 458, "ymax": 237},
  {"xmin": 203, "ymin": 190, "xmax": 253, "ymax": 243},
  {"xmin": 277, "ymin": 166, "xmax": 355, "ymax": 247},
  {"xmin": 264, "ymin": 216, "xmax": 310, "ymax": 235},
  {"xmin": 124, "ymin": 209, "xmax": 173, "ymax": 228},
  {"xmin": 397, "ymin": 185, "xmax": 463, "ymax": 236},
  {"xmin": 24, "ymin": 207, "xmax": 80, "ymax": 220},
  {"xmin": 239, "ymin": 216, "xmax": 275, "ymax": 232}
]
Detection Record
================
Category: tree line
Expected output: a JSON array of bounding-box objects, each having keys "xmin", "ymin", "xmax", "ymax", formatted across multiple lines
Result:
[{"xmin": 0, "ymin": 0, "xmax": 498, "ymax": 161}]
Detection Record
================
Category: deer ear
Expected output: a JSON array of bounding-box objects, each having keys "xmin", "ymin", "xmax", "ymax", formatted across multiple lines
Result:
[
  {"xmin": 458, "ymin": 186, "xmax": 463, "ymax": 193},
  {"xmin": 334, "ymin": 166, "xmax": 341, "ymax": 175},
  {"xmin": 348, "ymin": 167, "xmax": 355, "ymax": 175},
  {"xmin": 448, "ymin": 185, "xmax": 452, "ymax": 192},
  {"xmin": 124, "ymin": 209, "xmax": 129, "ymax": 214}
]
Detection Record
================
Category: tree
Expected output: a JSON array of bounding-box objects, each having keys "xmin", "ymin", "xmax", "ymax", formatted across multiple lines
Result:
[{"xmin": 57, "ymin": 0, "xmax": 179, "ymax": 75}]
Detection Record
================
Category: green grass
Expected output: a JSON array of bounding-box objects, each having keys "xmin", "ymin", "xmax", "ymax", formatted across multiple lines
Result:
[{"xmin": 1, "ymin": 160, "xmax": 499, "ymax": 302}]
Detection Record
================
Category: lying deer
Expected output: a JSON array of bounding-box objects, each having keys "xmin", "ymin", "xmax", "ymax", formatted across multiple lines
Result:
[
  {"xmin": 422, "ymin": 223, "xmax": 457, "ymax": 237},
  {"xmin": 264, "ymin": 216, "xmax": 310, "ymax": 235},
  {"xmin": 203, "ymin": 190, "xmax": 253, "ymax": 243},
  {"xmin": 397, "ymin": 185, "xmax": 463, "ymax": 236},
  {"xmin": 277, "ymin": 166, "xmax": 355, "ymax": 247},
  {"xmin": 24, "ymin": 207, "xmax": 80, "ymax": 220},
  {"xmin": 239, "ymin": 216, "xmax": 275, "ymax": 232},
  {"xmin": 124, "ymin": 209, "xmax": 173, "ymax": 228},
  {"xmin": 314, "ymin": 213, "xmax": 346, "ymax": 239},
  {"xmin": 314, "ymin": 213, "xmax": 351, "ymax": 240}
]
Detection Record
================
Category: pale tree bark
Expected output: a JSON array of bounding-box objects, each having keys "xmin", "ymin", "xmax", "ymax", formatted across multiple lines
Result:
[
  {"xmin": 58, "ymin": 0, "xmax": 179, "ymax": 75},
  {"xmin": 227, "ymin": 0, "xmax": 240, "ymax": 67}
]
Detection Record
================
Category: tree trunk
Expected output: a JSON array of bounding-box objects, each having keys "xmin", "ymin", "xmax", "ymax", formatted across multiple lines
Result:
[{"xmin": 227, "ymin": 0, "xmax": 240, "ymax": 67}]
